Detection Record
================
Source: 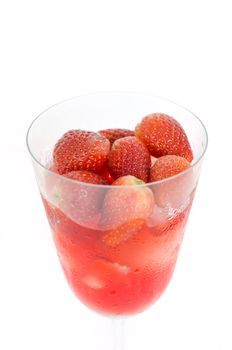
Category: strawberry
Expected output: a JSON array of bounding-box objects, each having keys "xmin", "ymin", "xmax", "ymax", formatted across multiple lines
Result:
[
  {"xmin": 100, "ymin": 175, "xmax": 154, "ymax": 247},
  {"xmin": 102, "ymin": 219, "xmax": 145, "ymax": 248},
  {"xmin": 46, "ymin": 170, "xmax": 109, "ymax": 226},
  {"xmin": 150, "ymin": 155, "xmax": 190, "ymax": 182},
  {"xmin": 135, "ymin": 113, "xmax": 193, "ymax": 162},
  {"xmin": 98, "ymin": 128, "xmax": 134, "ymax": 144},
  {"xmin": 64, "ymin": 170, "xmax": 109, "ymax": 185},
  {"xmin": 108, "ymin": 136, "xmax": 151, "ymax": 182},
  {"xmin": 53, "ymin": 130, "xmax": 110, "ymax": 174},
  {"xmin": 110, "ymin": 174, "xmax": 145, "ymax": 186},
  {"xmin": 150, "ymin": 155, "xmax": 193, "ymax": 208}
]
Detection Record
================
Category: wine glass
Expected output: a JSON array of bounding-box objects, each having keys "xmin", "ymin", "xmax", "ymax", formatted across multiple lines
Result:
[{"xmin": 26, "ymin": 92, "xmax": 207, "ymax": 349}]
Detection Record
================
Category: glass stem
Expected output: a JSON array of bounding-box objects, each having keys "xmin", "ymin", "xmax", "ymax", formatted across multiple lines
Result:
[{"xmin": 112, "ymin": 317, "xmax": 126, "ymax": 350}]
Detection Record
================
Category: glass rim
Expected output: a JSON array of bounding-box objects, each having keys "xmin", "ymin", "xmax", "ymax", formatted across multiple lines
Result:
[{"xmin": 26, "ymin": 91, "xmax": 208, "ymax": 189}]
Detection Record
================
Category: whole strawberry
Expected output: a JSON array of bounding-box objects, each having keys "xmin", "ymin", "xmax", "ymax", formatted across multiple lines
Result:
[
  {"xmin": 98, "ymin": 128, "xmax": 134, "ymax": 144},
  {"xmin": 53, "ymin": 130, "xmax": 110, "ymax": 174},
  {"xmin": 150, "ymin": 155, "xmax": 193, "ymax": 208},
  {"xmin": 65, "ymin": 170, "xmax": 109, "ymax": 184},
  {"xmin": 47, "ymin": 170, "xmax": 109, "ymax": 226},
  {"xmin": 150, "ymin": 155, "xmax": 190, "ymax": 182},
  {"xmin": 100, "ymin": 175, "xmax": 154, "ymax": 247},
  {"xmin": 135, "ymin": 113, "xmax": 193, "ymax": 162},
  {"xmin": 108, "ymin": 136, "xmax": 151, "ymax": 182}
]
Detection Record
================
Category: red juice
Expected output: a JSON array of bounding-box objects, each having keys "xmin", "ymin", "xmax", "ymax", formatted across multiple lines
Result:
[{"xmin": 43, "ymin": 198, "xmax": 191, "ymax": 315}]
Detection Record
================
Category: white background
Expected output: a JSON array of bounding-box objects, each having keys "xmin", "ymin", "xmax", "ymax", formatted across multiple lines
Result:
[{"xmin": 0, "ymin": 1, "xmax": 231, "ymax": 349}]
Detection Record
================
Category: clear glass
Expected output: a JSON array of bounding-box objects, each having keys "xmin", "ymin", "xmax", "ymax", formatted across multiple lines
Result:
[{"xmin": 26, "ymin": 92, "xmax": 207, "ymax": 348}]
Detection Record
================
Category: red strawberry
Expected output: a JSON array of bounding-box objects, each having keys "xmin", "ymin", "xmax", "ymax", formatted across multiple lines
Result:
[
  {"xmin": 102, "ymin": 219, "xmax": 145, "ymax": 248},
  {"xmin": 135, "ymin": 113, "xmax": 193, "ymax": 162},
  {"xmin": 53, "ymin": 130, "xmax": 110, "ymax": 174},
  {"xmin": 64, "ymin": 170, "xmax": 109, "ymax": 185},
  {"xmin": 111, "ymin": 174, "xmax": 145, "ymax": 186},
  {"xmin": 100, "ymin": 175, "xmax": 154, "ymax": 247},
  {"xmin": 108, "ymin": 136, "xmax": 151, "ymax": 182},
  {"xmin": 150, "ymin": 155, "xmax": 190, "ymax": 182},
  {"xmin": 150, "ymin": 155, "xmax": 193, "ymax": 208},
  {"xmin": 98, "ymin": 128, "xmax": 135, "ymax": 144},
  {"xmin": 46, "ymin": 170, "xmax": 109, "ymax": 226}
]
